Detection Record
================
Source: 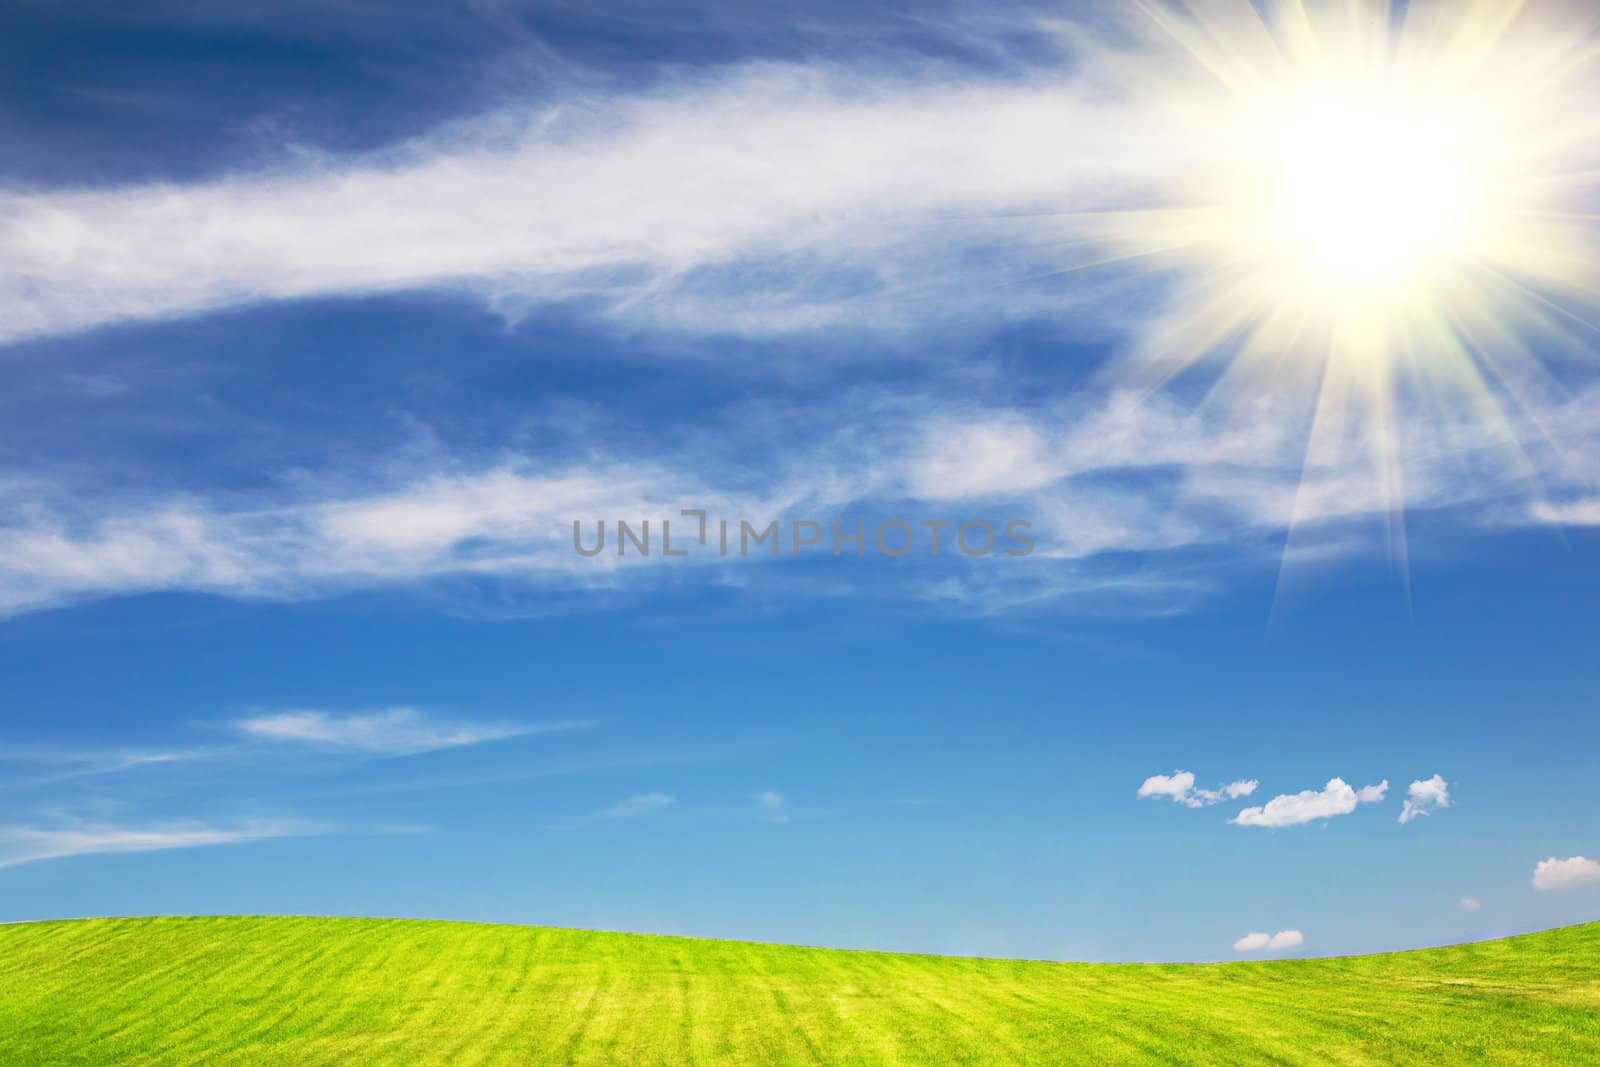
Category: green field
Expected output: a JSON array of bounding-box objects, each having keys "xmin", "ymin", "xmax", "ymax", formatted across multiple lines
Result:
[{"xmin": 2, "ymin": 917, "xmax": 1598, "ymax": 1065}]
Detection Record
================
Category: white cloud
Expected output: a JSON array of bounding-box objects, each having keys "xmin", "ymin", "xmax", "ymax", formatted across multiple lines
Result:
[
  {"xmin": 594, "ymin": 793, "xmax": 675, "ymax": 820},
  {"xmin": 1460, "ymin": 897, "xmax": 1482, "ymax": 912},
  {"xmin": 0, "ymin": 459, "xmax": 761, "ymax": 618},
  {"xmin": 234, "ymin": 707, "xmax": 579, "ymax": 756},
  {"xmin": 1, "ymin": 375, "xmax": 1598, "ymax": 622},
  {"xmin": 0, "ymin": 744, "xmax": 212, "ymax": 790},
  {"xmin": 1532, "ymin": 856, "xmax": 1600, "ymax": 892},
  {"xmin": 1531, "ymin": 498, "xmax": 1600, "ymax": 526},
  {"xmin": 1195, "ymin": 779, "xmax": 1259, "ymax": 805},
  {"xmin": 756, "ymin": 790, "xmax": 791, "ymax": 823},
  {"xmin": 1, "ymin": 1, "xmax": 1587, "ymax": 358},
  {"xmin": 904, "ymin": 416, "xmax": 1064, "ymax": 501},
  {"xmin": 1137, "ymin": 771, "xmax": 1196, "ymax": 803},
  {"xmin": 0, "ymin": 63, "xmax": 1167, "ymax": 349},
  {"xmin": 0, "ymin": 819, "xmax": 312, "ymax": 869},
  {"xmin": 1231, "ymin": 778, "xmax": 1388, "ymax": 828},
  {"xmin": 0, "ymin": 12, "xmax": 1591, "ymax": 630},
  {"xmin": 1234, "ymin": 929, "xmax": 1303, "ymax": 953},
  {"xmin": 1398, "ymin": 775, "xmax": 1451, "ymax": 824},
  {"xmin": 1139, "ymin": 771, "xmax": 1257, "ymax": 809}
]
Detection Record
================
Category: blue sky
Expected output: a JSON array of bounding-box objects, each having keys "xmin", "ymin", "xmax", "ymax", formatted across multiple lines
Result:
[{"xmin": 2, "ymin": 0, "xmax": 1599, "ymax": 962}]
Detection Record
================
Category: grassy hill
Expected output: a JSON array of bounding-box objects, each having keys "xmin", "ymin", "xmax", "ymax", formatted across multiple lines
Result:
[{"xmin": 2, "ymin": 917, "xmax": 1598, "ymax": 1065}]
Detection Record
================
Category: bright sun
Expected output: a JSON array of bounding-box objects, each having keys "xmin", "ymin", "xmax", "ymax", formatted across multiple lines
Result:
[
  {"xmin": 1248, "ymin": 81, "xmax": 1482, "ymax": 297},
  {"xmin": 1063, "ymin": 0, "xmax": 1600, "ymax": 554}
]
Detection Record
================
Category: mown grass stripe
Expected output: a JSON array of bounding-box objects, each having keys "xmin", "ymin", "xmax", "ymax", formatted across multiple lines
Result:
[{"xmin": 3, "ymin": 917, "xmax": 1599, "ymax": 1065}]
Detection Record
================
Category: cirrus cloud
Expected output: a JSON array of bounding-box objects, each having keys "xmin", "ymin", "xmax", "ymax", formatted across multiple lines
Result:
[
  {"xmin": 592, "ymin": 793, "xmax": 675, "ymax": 821},
  {"xmin": 234, "ymin": 707, "xmax": 587, "ymax": 756},
  {"xmin": 0, "ymin": 62, "xmax": 1163, "ymax": 349},
  {"xmin": 0, "ymin": 818, "xmax": 316, "ymax": 870}
]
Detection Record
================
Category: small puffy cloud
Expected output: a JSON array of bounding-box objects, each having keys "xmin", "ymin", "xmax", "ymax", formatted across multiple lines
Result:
[
  {"xmin": 1138, "ymin": 771, "xmax": 1257, "ymax": 809},
  {"xmin": 1532, "ymin": 856, "xmax": 1600, "ymax": 892},
  {"xmin": 1138, "ymin": 771, "xmax": 1196, "ymax": 802},
  {"xmin": 1197, "ymin": 779, "xmax": 1259, "ymax": 804},
  {"xmin": 756, "ymin": 791, "xmax": 790, "ymax": 822},
  {"xmin": 1460, "ymin": 897, "xmax": 1482, "ymax": 912},
  {"xmin": 1399, "ymin": 775, "xmax": 1451, "ymax": 824},
  {"xmin": 595, "ymin": 793, "xmax": 675, "ymax": 820},
  {"xmin": 1234, "ymin": 929, "xmax": 1303, "ymax": 953},
  {"xmin": 1231, "ymin": 778, "xmax": 1388, "ymax": 828},
  {"xmin": 234, "ymin": 707, "xmax": 580, "ymax": 756}
]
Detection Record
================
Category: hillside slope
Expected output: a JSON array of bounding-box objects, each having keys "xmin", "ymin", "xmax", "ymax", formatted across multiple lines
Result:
[{"xmin": 2, "ymin": 917, "xmax": 1598, "ymax": 1065}]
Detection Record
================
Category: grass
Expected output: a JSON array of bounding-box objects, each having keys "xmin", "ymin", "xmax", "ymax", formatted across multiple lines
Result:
[{"xmin": 2, "ymin": 917, "xmax": 1598, "ymax": 1065}]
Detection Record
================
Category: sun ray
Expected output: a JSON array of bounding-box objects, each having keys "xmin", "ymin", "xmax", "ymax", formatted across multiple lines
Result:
[{"xmin": 1060, "ymin": 0, "xmax": 1600, "ymax": 573}]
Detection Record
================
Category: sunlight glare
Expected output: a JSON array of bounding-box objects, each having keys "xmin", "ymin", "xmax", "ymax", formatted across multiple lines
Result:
[
  {"xmin": 1067, "ymin": 0, "xmax": 1600, "ymax": 556},
  {"xmin": 1248, "ymin": 81, "xmax": 1481, "ymax": 298}
]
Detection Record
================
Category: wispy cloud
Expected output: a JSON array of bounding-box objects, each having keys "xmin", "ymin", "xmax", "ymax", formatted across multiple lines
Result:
[
  {"xmin": 0, "ymin": 460, "xmax": 750, "ymax": 617},
  {"xmin": 755, "ymin": 790, "xmax": 791, "ymax": 823},
  {"xmin": 1531, "ymin": 498, "xmax": 1600, "ymax": 526},
  {"xmin": 232, "ymin": 707, "xmax": 584, "ymax": 757},
  {"xmin": 1532, "ymin": 856, "xmax": 1600, "ymax": 892},
  {"xmin": 4, "ymin": 1, "xmax": 1591, "ymax": 355},
  {"xmin": 0, "ymin": 5, "xmax": 1592, "ymax": 636},
  {"xmin": 1231, "ymin": 778, "xmax": 1388, "ymax": 829},
  {"xmin": 0, "ymin": 59, "xmax": 1165, "ymax": 349},
  {"xmin": 317, "ymin": 744, "xmax": 735, "ymax": 798},
  {"xmin": 591, "ymin": 793, "xmax": 675, "ymax": 820},
  {"xmin": 6, "ymin": 378, "xmax": 1592, "ymax": 622},
  {"xmin": 0, "ymin": 744, "xmax": 214, "ymax": 790},
  {"xmin": 1398, "ymin": 775, "xmax": 1451, "ymax": 825},
  {"xmin": 0, "ymin": 819, "xmax": 314, "ymax": 869}
]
